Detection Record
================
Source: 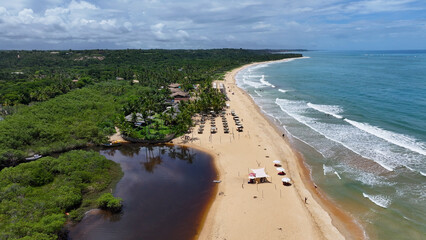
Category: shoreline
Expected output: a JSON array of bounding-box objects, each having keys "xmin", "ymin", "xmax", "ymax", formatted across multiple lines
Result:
[{"xmin": 174, "ymin": 58, "xmax": 365, "ymax": 240}]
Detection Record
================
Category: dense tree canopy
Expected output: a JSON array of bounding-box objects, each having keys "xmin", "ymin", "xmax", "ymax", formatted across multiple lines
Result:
[
  {"xmin": 0, "ymin": 150, "xmax": 122, "ymax": 240},
  {"xmin": 0, "ymin": 82, "xmax": 149, "ymax": 166},
  {"xmin": 0, "ymin": 49, "xmax": 303, "ymax": 239},
  {"xmin": 0, "ymin": 49, "xmax": 302, "ymax": 165},
  {"xmin": 0, "ymin": 49, "xmax": 301, "ymax": 106}
]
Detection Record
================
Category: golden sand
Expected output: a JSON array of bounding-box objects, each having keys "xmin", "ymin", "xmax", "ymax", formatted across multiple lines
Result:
[{"xmin": 173, "ymin": 59, "xmax": 365, "ymax": 240}]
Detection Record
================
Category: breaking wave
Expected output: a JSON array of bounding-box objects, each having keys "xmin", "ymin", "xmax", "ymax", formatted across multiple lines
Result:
[
  {"xmin": 363, "ymin": 193, "xmax": 391, "ymax": 208},
  {"xmin": 344, "ymin": 119, "xmax": 426, "ymax": 156},
  {"xmin": 259, "ymin": 75, "xmax": 275, "ymax": 88},
  {"xmin": 307, "ymin": 102, "xmax": 344, "ymax": 119}
]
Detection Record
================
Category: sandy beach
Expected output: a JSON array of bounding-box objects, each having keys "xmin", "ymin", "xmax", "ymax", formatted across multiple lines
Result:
[{"xmin": 173, "ymin": 59, "xmax": 365, "ymax": 240}]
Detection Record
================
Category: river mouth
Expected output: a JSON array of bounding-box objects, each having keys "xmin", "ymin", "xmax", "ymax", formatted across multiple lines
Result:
[{"xmin": 68, "ymin": 144, "xmax": 217, "ymax": 240}]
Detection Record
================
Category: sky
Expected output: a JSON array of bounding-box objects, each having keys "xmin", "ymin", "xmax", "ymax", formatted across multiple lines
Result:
[{"xmin": 0, "ymin": 0, "xmax": 425, "ymax": 50}]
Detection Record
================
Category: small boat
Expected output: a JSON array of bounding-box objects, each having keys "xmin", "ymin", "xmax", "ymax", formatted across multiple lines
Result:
[
  {"xmin": 102, "ymin": 141, "xmax": 122, "ymax": 147},
  {"xmin": 25, "ymin": 154, "xmax": 42, "ymax": 161}
]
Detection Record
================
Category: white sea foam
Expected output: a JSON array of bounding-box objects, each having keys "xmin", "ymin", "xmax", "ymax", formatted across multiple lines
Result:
[
  {"xmin": 274, "ymin": 98, "xmax": 399, "ymax": 172},
  {"xmin": 307, "ymin": 103, "xmax": 344, "ymax": 119},
  {"xmin": 363, "ymin": 193, "xmax": 391, "ymax": 208},
  {"xmin": 259, "ymin": 75, "xmax": 275, "ymax": 88},
  {"xmin": 344, "ymin": 119, "xmax": 426, "ymax": 156},
  {"xmin": 334, "ymin": 171, "xmax": 342, "ymax": 179},
  {"xmin": 352, "ymin": 170, "xmax": 394, "ymax": 187},
  {"xmin": 323, "ymin": 164, "xmax": 334, "ymax": 175},
  {"xmin": 254, "ymin": 90, "xmax": 262, "ymax": 97},
  {"xmin": 278, "ymin": 89, "xmax": 288, "ymax": 93},
  {"xmin": 404, "ymin": 165, "xmax": 426, "ymax": 177},
  {"xmin": 242, "ymin": 77, "xmax": 263, "ymax": 88},
  {"xmin": 322, "ymin": 165, "xmax": 342, "ymax": 179}
]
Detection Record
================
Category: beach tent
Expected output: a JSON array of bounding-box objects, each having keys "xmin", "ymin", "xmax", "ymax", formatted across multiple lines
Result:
[
  {"xmin": 249, "ymin": 168, "xmax": 270, "ymax": 183},
  {"xmin": 251, "ymin": 168, "xmax": 270, "ymax": 178}
]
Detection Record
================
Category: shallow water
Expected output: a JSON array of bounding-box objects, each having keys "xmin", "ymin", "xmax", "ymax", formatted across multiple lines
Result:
[
  {"xmin": 68, "ymin": 144, "xmax": 217, "ymax": 240},
  {"xmin": 236, "ymin": 51, "xmax": 426, "ymax": 239}
]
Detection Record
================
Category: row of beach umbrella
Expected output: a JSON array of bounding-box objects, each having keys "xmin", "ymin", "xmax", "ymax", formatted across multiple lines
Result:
[{"xmin": 273, "ymin": 160, "xmax": 291, "ymax": 184}]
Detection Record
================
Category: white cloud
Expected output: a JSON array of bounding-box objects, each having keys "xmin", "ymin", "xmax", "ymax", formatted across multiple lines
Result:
[
  {"xmin": 68, "ymin": 0, "xmax": 98, "ymax": 10},
  {"xmin": 177, "ymin": 29, "xmax": 189, "ymax": 39},
  {"xmin": 0, "ymin": 7, "xmax": 9, "ymax": 16},
  {"xmin": 344, "ymin": 0, "xmax": 420, "ymax": 14},
  {"xmin": 252, "ymin": 22, "xmax": 271, "ymax": 30},
  {"xmin": 150, "ymin": 23, "xmax": 190, "ymax": 41},
  {"xmin": 0, "ymin": 0, "xmax": 425, "ymax": 49},
  {"xmin": 151, "ymin": 23, "xmax": 167, "ymax": 40},
  {"xmin": 18, "ymin": 8, "xmax": 35, "ymax": 24}
]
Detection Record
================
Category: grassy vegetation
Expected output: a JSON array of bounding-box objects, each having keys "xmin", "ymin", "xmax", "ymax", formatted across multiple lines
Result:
[{"xmin": 0, "ymin": 150, "xmax": 123, "ymax": 240}]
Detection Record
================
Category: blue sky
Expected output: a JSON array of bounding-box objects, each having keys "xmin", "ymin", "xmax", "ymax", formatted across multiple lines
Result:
[{"xmin": 0, "ymin": 0, "xmax": 425, "ymax": 50}]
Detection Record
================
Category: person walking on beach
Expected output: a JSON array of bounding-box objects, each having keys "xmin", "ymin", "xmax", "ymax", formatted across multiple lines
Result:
[{"xmin": 304, "ymin": 197, "xmax": 308, "ymax": 204}]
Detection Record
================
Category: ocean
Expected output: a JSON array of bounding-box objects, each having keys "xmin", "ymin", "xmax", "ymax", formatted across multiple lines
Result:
[{"xmin": 235, "ymin": 50, "xmax": 426, "ymax": 239}]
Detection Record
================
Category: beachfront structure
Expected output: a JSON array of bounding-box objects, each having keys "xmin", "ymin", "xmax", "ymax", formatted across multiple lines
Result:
[
  {"xmin": 170, "ymin": 92, "xmax": 190, "ymax": 103},
  {"xmin": 248, "ymin": 168, "xmax": 270, "ymax": 183},
  {"xmin": 125, "ymin": 113, "xmax": 155, "ymax": 127},
  {"xmin": 168, "ymin": 83, "xmax": 181, "ymax": 88},
  {"xmin": 168, "ymin": 83, "xmax": 190, "ymax": 103}
]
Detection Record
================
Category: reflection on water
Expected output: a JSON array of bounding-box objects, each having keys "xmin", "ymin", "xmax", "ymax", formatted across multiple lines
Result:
[{"xmin": 68, "ymin": 144, "xmax": 216, "ymax": 240}]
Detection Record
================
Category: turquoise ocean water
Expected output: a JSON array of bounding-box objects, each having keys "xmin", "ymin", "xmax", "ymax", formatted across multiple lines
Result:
[{"xmin": 236, "ymin": 50, "xmax": 426, "ymax": 239}]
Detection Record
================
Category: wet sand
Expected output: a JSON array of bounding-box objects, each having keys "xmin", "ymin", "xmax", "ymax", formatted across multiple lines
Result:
[{"xmin": 174, "ymin": 59, "xmax": 365, "ymax": 240}]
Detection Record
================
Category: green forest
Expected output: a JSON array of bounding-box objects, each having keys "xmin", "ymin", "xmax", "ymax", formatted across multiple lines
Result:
[
  {"xmin": 0, "ymin": 49, "xmax": 302, "ymax": 239},
  {"xmin": 0, "ymin": 49, "xmax": 302, "ymax": 166},
  {"xmin": 0, "ymin": 49, "xmax": 301, "ymax": 106},
  {"xmin": 0, "ymin": 150, "xmax": 122, "ymax": 240}
]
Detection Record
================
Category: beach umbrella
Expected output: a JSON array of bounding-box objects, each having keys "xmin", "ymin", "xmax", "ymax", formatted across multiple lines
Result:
[
  {"xmin": 281, "ymin": 178, "xmax": 291, "ymax": 183},
  {"xmin": 276, "ymin": 167, "xmax": 285, "ymax": 172},
  {"xmin": 273, "ymin": 160, "xmax": 281, "ymax": 164}
]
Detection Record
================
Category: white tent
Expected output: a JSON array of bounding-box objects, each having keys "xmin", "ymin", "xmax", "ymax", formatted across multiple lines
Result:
[{"xmin": 251, "ymin": 168, "xmax": 270, "ymax": 179}]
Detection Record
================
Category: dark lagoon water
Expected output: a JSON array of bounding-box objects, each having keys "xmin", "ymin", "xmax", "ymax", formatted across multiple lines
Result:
[
  {"xmin": 236, "ymin": 50, "xmax": 426, "ymax": 239},
  {"xmin": 68, "ymin": 144, "xmax": 217, "ymax": 240}
]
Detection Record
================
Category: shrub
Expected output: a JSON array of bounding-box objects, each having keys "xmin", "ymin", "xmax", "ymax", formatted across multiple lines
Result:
[{"xmin": 96, "ymin": 193, "xmax": 123, "ymax": 213}]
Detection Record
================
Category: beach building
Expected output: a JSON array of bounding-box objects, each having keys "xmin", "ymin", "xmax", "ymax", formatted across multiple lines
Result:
[
  {"xmin": 125, "ymin": 112, "xmax": 155, "ymax": 127},
  {"xmin": 168, "ymin": 83, "xmax": 190, "ymax": 103},
  {"xmin": 170, "ymin": 92, "xmax": 190, "ymax": 103},
  {"xmin": 169, "ymin": 83, "xmax": 181, "ymax": 88}
]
